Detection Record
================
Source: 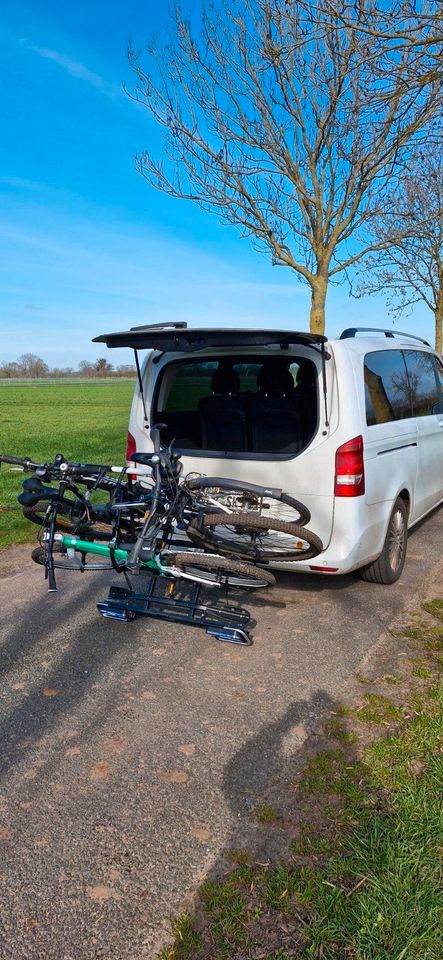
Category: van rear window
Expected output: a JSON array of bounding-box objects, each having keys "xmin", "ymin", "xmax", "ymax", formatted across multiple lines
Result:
[{"xmin": 153, "ymin": 355, "xmax": 318, "ymax": 456}]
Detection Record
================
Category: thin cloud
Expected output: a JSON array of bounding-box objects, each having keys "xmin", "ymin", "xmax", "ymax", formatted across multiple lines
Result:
[
  {"xmin": 0, "ymin": 176, "xmax": 44, "ymax": 190},
  {"xmin": 24, "ymin": 304, "xmax": 41, "ymax": 311},
  {"xmin": 21, "ymin": 39, "xmax": 119, "ymax": 97}
]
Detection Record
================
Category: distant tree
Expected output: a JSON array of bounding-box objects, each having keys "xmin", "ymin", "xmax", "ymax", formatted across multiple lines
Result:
[
  {"xmin": 50, "ymin": 366, "xmax": 75, "ymax": 378},
  {"xmin": 354, "ymin": 152, "xmax": 443, "ymax": 354},
  {"xmin": 116, "ymin": 363, "xmax": 136, "ymax": 377},
  {"xmin": 95, "ymin": 357, "xmax": 113, "ymax": 377},
  {"xmin": 130, "ymin": 0, "xmax": 443, "ymax": 335},
  {"xmin": 78, "ymin": 360, "xmax": 96, "ymax": 378},
  {"xmin": 17, "ymin": 353, "xmax": 49, "ymax": 378},
  {"xmin": 0, "ymin": 361, "xmax": 23, "ymax": 379}
]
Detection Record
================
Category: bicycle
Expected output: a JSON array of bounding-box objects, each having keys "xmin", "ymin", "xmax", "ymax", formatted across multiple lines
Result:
[
  {"xmin": 3, "ymin": 452, "xmax": 145, "ymax": 542},
  {"xmin": 0, "ymin": 446, "xmax": 276, "ymax": 591},
  {"xmin": 1, "ymin": 431, "xmax": 323, "ymax": 644},
  {"xmin": 1, "ymin": 427, "xmax": 322, "ymax": 576}
]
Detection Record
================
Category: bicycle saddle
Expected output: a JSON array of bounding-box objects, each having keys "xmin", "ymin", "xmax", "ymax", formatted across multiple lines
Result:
[
  {"xmin": 131, "ymin": 452, "xmax": 156, "ymax": 466},
  {"xmin": 17, "ymin": 475, "xmax": 61, "ymax": 507}
]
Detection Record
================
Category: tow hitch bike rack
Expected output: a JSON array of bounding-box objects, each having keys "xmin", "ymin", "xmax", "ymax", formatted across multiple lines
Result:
[{"xmin": 97, "ymin": 574, "xmax": 254, "ymax": 645}]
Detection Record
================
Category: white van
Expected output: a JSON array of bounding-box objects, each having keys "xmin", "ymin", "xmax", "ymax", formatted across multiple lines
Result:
[{"xmin": 94, "ymin": 324, "xmax": 443, "ymax": 584}]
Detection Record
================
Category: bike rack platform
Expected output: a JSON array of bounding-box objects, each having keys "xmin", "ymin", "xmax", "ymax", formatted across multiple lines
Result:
[{"xmin": 97, "ymin": 574, "xmax": 254, "ymax": 645}]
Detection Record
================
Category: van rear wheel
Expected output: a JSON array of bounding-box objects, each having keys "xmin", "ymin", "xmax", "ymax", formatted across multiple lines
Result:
[{"xmin": 359, "ymin": 497, "xmax": 408, "ymax": 585}]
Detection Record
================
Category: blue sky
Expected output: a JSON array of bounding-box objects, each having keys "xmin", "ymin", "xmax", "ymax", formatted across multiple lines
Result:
[{"xmin": 0, "ymin": 0, "xmax": 435, "ymax": 368}]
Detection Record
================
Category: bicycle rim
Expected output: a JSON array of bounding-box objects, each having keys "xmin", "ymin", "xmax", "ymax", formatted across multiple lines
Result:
[
  {"xmin": 160, "ymin": 551, "xmax": 275, "ymax": 587},
  {"xmin": 23, "ymin": 499, "xmax": 115, "ymax": 541},
  {"xmin": 188, "ymin": 512, "xmax": 323, "ymax": 561},
  {"xmin": 187, "ymin": 480, "xmax": 310, "ymax": 526}
]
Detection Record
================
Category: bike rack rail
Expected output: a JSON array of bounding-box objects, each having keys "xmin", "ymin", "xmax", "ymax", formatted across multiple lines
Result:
[{"xmin": 97, "ymin": 573, "xmax": 254, "ymax": 645}]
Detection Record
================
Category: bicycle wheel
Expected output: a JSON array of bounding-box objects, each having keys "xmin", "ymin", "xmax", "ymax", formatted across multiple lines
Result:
[
  {"xmin": 188, "ymin": 512, "xmax": 323, "ymax": 561},
  {"xmin": 186, "ymin": 477, "xmax": 310, "ymax": 526},
  {"xmin": 23, "ymin": 499, "xmax": 118, "ymax": 541},
  {"xmin": 31, "ymin": 544, "xmax": 113, "ymax": 571},
  {"xmin": 160, "ymin": 551, "xmax": 275, "ymax": 588}
]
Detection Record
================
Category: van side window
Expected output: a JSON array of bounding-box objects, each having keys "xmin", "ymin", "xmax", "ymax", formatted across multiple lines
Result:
[
  {"xmin": 403, "ymin": 351, "xmax": 440, "ymax": 417},
  {"xmin": 163, "ymin": 361, "xmax": 218, "ymax": 412},
  {"xmin": 364, "ymin": 350, "xmax": 411, "ymax": 425},
  {"xmin": 432, "ymin": 356, "xmax": 443, "ymax": 414}
]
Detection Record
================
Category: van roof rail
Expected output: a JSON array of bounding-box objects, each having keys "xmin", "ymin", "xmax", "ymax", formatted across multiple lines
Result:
[
  {"xmin": 129, "ymin": 322, "xmax": 188, "ymax": 332},
  {"xmin": 340, "ymin": 327, "xmax": 430, "ymax": 347}
]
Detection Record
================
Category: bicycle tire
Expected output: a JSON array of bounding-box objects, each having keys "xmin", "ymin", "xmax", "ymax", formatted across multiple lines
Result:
[
  {"xmin": 188, "ymin": 512, "xmax": 323, "ymax": 561},
  {"xmin": 23, "ymin": 499, "xmax": 121, "ymax": 541},
  {"xmin": 186, "ymin": 477, "xmax": 310, "ymax": 526},
  {"xmin": 161, "ymin": 551, "xmax": 275, "ymax": 588},
  {"xmin": 31, "ymin": 545, "xmax": 113, "ymax": 571}
]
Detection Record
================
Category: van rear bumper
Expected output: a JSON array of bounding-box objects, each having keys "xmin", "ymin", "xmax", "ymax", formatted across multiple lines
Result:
[{"xmin": 270, "ymin": 497, "xmax": 393, "ymax": 576}]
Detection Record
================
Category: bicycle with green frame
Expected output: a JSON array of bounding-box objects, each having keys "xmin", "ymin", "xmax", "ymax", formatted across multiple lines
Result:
[{"xmin": 1, "ymin": 425, "xmax": 322, "ymax": 593}]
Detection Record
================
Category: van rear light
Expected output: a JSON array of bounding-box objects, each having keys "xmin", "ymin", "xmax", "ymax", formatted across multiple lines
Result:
[
  {"xmin": 125, "ymin": 431, "xmax": 138, "ymax": 480},
  {"xmin": 334, "ymin": 435, "xmax": 365, "ymax": 497},
  {"xmin": 126, "ymin": 431, "xmax": 136, "ymax": 462}
]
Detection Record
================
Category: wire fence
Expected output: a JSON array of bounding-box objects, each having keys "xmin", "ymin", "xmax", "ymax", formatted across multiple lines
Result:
[{"xmin": 0, "ymin": 378, "xmax": 135, "ymax": 386}]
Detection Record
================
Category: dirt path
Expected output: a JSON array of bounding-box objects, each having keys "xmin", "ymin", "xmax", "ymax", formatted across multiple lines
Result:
[{"xmin": 0, "ymin": 507, "xmax": 441, "ymax": 959}]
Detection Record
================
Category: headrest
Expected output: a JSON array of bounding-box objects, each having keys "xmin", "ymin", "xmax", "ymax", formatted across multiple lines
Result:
[
  {"xmin": 211, "ymin": 367, "xmax": 240, "ymax": 395},
  {"xmin": 257, "ymin": 364, "xmax": 294, "ymax": 397},
  {"xmin": 296, "ymin": 363, "xmax": 316, "ymax": 388}
]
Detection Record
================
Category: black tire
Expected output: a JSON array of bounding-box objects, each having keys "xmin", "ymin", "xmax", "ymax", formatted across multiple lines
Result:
[
  {"xmin": 31, "ymin": 544, "xmax": 113, "ymax": 571},
  {"xmin": 188, "ymin": 512, "xmax": 323, "ymax": 561},
  {"xmin": 161, "ymin": 551, "xmax": 276, "ymax": 588},
  {"xmin": 186, "ymin": 477, "xmax": 311, "ymax": 526},
  {"xmin": 23, "ymin": 499, "xmax": 119, "ymax": 542},
  {"xmin": 359, "ymin": 497, "xmax": 408, "ymax": 585}
]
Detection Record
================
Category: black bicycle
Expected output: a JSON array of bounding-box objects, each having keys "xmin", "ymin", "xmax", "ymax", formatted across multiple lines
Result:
[
  {"xmin": 3, "ymin": 453, "xmax": 142, "ymax": 542},
  {"xmin": 1, "ymin": 426, "xmax": 322, "ymax": 582},
  {"xmin": 1, "ymin": 432, "xmax": 323, "ymax": 644},
  {"xmin": 1, "ymin": 446, "xmax": 275, "ymax": 590}
]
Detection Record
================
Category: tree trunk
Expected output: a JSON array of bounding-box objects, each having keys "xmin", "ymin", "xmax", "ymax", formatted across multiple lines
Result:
[
  {"xmin": 435, "ymin": 291, "xmax": 443, "ymax": 356},
  {"xmin": 309, "ymin": 275, "xmax": 328, "ymax": 336}
]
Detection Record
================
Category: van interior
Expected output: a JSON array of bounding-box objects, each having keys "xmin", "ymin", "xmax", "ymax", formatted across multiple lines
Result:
[{"xmin": 153, "ymin": 355, "xmax": 318, "ymax": 456}]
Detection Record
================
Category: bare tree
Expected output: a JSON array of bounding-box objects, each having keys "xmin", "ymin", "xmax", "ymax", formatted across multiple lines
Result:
[
  {"xmin": 321, "ymin": 1, "xmax": 443, "ymax": 90},
  {"xmin": 129, "ymin": 0, "xmax": 443, "ymax": 335},
  {"xmin": 17, "ymin": 353, "xmax": 50, "ymax": 378},
  {"xmin": 0, "ymin": 361, "xmax": 23, "ymax": 379},
  {"xmin": 354, "ymin": 153, "xmax": 443, "ymax": 354},
  {"xmin": 95, "ymin": 357, "xmax": 114, "ymax": 377}
]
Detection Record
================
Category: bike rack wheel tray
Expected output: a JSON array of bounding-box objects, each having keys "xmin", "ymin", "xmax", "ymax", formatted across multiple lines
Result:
[{"xmin": 96, "ymin": 573, "xmax": 254, "ymax": 645}]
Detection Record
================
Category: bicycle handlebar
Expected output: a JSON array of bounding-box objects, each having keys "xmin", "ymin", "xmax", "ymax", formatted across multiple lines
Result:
[
  {"xmin": 62, "ymin": 462, "xmax": 113, "ymax": 475},
  {"xmin": 0, "ymin": 453, "xmax": 113, "ymax": 476},
  {"xmin": 0, "ymin": 454, "xmax": 41, "ymax": 469}
]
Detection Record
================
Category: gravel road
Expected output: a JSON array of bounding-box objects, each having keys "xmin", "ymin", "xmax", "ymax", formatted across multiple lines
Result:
[{"xmin": 0, "ymin": 507, "xmax": 441, "ymax": 959}]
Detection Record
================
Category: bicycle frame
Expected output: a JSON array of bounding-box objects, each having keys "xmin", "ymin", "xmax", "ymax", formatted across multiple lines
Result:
[{"xmin": 52, "ymin": 534, "xmax": 233, "ymax": 587}]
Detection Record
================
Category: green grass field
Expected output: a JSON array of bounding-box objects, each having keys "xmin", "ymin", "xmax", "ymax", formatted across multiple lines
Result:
[{"xmin": 0, "ymin": 380, "xmax": 134, "ymax": 549}]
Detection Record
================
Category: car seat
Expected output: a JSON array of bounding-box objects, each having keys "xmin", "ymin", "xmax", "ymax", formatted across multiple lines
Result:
[
  {"xmin": 250, "ymin": 364, "xmax": 301, "ymax": 453},
  {"xmin": 199, "ymin": 365, "xmax": 247, "ymax": 450}
]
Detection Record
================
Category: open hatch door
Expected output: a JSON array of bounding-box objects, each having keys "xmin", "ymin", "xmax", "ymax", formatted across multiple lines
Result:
[{"xmin": 93, "ymin": 322, "xmax": 327, "ymax": 353}]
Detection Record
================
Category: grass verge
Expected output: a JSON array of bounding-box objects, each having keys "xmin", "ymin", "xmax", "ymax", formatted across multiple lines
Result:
[
  {"xmin": 159, "ymin": 600, "xmax": 443, "ymax": 960},
  {"xmin": 0, "ymin": 381, "xmax": 133, "ymax": 549}
]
